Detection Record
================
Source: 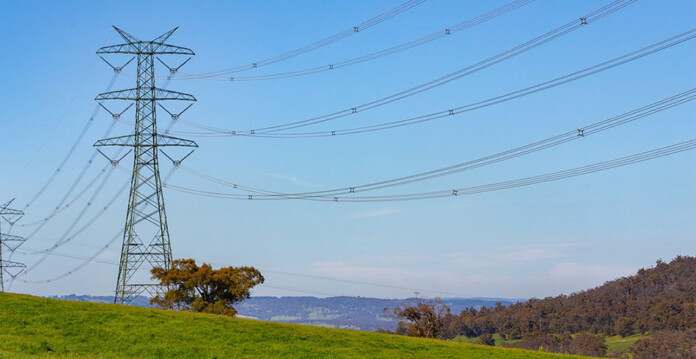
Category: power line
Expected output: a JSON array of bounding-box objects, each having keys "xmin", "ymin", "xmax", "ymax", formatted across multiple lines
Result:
[
  {"xmin": 259, "ymin": 284, "xmax": 347, "ymax": 297},
  {"xmin": 19, "ymin": 245, "xmax": 118, "ymax": 266},
  {"xmin": 185, "ymin": 0, "xmax": 634, "ymax": 136},
  {"xmin": 14, "ymin": 55, "xmax": 159, "ymax": 231},
  {"xmin": 14, "ymin": 102, "xmax": 131, "ymax": 237},
  {"xmin": 8, "ymin": 0, "xmax": 687, "ymax": 301},
  {"xmin": 17, "ymin": 167, "xmax": 180, "ymax": 284},
  {"xmin": 13, "ymin": 61, "xmax": 188, "ymax": 288},
  {"xmin": 17, "ymin": 244, "xmax": 347, "ymax": 296},
  {"xmin": 17, "ymin": 230, "xmax": 122, "ymax": 284},
  {"xmin": 5, "ymin": 147, "xmax": 128, "ymax": 279},
  {"xmin": 202, "ymin": 0, "xmax": 535, "ymax": 82},
  {"xmin": 329, "ymin": 140, "xmax": 696, "ymax": 202},
  {"xmin": 17, "ymin": 161, "xmax": 111, "ymax": 228},
  {"xmin": 3, "ymin": 156, "xmax": 119, "ymax": 284},
  {"xmin": 17, "ymin": 166, "xmax": 120, "ymax": 277},
  {"xmin": 1, "ymin": 30, "xmax": 115, "ymax": 193},
  {"xmin": 16, "ymin": 75, "xmax": 121, "ymax": 211},
  {"xmin": 21, "ymin": 175, "xmax": 129, "ymax": 260},
  {"xmin": 24, "ymin": 234, "xmax": 110, "ymax": 251},
  {"xmin": 180, "ymin": 0, "xmax": 428, "ymax": 78},
  {"xmin": 11, "ymin": 53, "xmax": 180, "ymax": 277},
  {"xmin": 15, "ymin": 62, "xmax": 185, "ymax": 262},
  {"xmin": 17, "ymin": 239, "xmax": 469, "ymax": 297},
  {"xmin": 262, "ymin": 269, "xmax": 470, "ymax": 298},
  {"xmin": 12, "ymin": 158, "xmax": 466, "ymax": 295},
  {"xmin": 171, "ymin": 88, "xmax": 696, "ymax": 200},
  {"xmin": 175, "ymin": 28, "xmax": 696, "ymax": 138},
  {"xmin": 20, "ymin": 160, "xmax": 113, "ymax": 243},
  {"xmin": 12, "ymin": 246, "xmax": 348, "ymax": 296},
  {"xmin": 167, "ymin": 138, "xmax": 696, "ymax": 202}
]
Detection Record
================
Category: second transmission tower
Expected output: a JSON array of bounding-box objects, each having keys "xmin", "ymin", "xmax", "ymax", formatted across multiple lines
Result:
[
  {"xmin": 95, "ymin": 27, "xmax": 198, "ymax": 304},
  {"xmin": 0, "ymin": 199, "xmax": 26, "ymax": 292}
]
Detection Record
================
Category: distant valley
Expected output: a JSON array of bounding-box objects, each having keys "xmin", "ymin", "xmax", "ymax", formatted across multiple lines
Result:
[{"xmin": 51, "ymin": 294, "xmax": 520, "ymax": 331}]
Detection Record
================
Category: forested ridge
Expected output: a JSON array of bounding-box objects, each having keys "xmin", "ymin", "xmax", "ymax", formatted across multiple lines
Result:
[{"xmin": 451, "ymin": 256, "xmax": 696, "ymax": 338}]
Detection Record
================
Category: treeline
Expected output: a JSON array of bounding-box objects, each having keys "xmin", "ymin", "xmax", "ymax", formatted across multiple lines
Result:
[
  {"xmin": 500, "ymin": 332, "xmax": 607, "ymax": 357},
  {"xmin": 449, "ymin": 256, "xmax": 696, "ymax": 339},
  {"xmin": 384, "ymin": 256, "xmax": 696, "ymax": 357}
]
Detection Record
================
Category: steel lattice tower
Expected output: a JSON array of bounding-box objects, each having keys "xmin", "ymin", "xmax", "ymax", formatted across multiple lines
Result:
[
  {"xmin": 95, "ymin": 27, "xmax": 197, "ymax": 304},
  {"xmin": 0, "ymin": 199, "xmax": 26, "ymax": 292}
]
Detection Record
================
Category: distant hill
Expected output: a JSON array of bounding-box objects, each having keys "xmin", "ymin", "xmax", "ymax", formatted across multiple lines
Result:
[
  {"xmin": 0, "ymin": 293, "xmax": 593, "ymax": 359},
  {"xmin": 50, "ymin": 294, "xmax": 152, "ymax": 307},
  {"xmin": 52, "ymin": 294, "xmax": 518, "ymax": 331},
  {"xmin": 447, "ymin": 256, "xmax": 696, "ymax": 357},
  {"xmin": 236, "ymin": 296, "xmax": 519, "ymax": 331},
  {"xmin": 452, "ymin": 256, "xmax": 696, "ymax": 338}
]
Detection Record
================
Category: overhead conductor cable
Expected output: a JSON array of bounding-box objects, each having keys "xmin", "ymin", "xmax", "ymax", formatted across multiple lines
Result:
[
  {"xmin": 175, "ymin": 27, "xmax": 696, "ymax": 138},
  {"xmin": 181, "ymin": 0, "xmax": 429, "ymax": 78}
]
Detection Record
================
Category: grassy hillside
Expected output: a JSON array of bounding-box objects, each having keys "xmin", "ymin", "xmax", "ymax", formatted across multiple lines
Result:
[
  {"xmin": 453, "ymin": 333, "xmax": 647, "ymax": 354},
  {"xmin": 0, "ymin": 293, "xmax": 595, "ymax": 359},
  {"xmin": 604, "ymin": 334, "xmax": 647, "ymax": 352}
]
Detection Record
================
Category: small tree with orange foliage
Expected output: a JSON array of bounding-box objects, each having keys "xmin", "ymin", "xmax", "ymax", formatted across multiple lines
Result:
[
  {"xmin": 386, "ymin": 297, "xmax": 451, "ymax": 339},
  {"xmin": 150, "ymin": 258, "xmax": 264, "ymax": 316}
]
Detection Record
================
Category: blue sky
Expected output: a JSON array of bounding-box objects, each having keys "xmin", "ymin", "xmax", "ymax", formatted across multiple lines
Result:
[{"xmin": 1, "ymin": 0, "xmax": 695, "ymax": 299}]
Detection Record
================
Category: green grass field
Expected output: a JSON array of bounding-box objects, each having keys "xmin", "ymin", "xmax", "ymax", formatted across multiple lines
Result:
[
  {"xmin": 452, "ymin": 333, "xmax": 521, "ymax": 346},
  {"xmin": 454, "ymin": 333, "xmax": 645, "ymax": 355},
  {"xmin": 605, "ymin": 334, "xmax": 646, "ymax": 352},
  {"xmin": 0, "ymin": 293, "xmax": 598, "ymax": 358}
]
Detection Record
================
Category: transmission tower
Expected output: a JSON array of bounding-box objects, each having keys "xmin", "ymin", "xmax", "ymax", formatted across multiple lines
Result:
[
  {"xmin": 0, "ymin": 199, "xmax": 26, "ymax": 292},
  {"xmin": 95, "ymin": 27, "xmax": 198, "ymax": 304}
]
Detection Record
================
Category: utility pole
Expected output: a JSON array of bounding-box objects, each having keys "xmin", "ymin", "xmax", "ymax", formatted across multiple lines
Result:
[
  {"xmin": 0, "ymin": 199, "xmax": 26, "ymax": 292},
  {"xmin": 95, "ymin": 27, "xmax": 197, "ymax": 304}
]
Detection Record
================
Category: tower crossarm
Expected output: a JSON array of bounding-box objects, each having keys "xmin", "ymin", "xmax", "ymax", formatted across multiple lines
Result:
[
  {"xmin": 98, "ymin": 43, "xmax": 195, "ymax": 56},
  {"xmin": 94, "ymin": 134, "xmax": 198, "ymax": 148},
  {"xmin": 0, "ymin": 208, "xmax": 23, "ymax": 216},
  {"xmin": 98, "ymin": 26, "xmax": 194, "ymax": 55},
  {"xmin": 0, "ymin": 234, "xmax": 26, "ymax": 242},
  {"xmin": 96, "ymin": 88, "xmax": 196, "ymax": 102},
  {"xmin": 0, "ymin": 199, "xmax": 24, "ymax": 216},
  {"xmin": 155, "ymin": 135, "xmax": 198, "ymax": 147},
  {"xmin": 97, "ymin": 43, "xmax": 140, "ymax": 54},
  {"xmin": 0, "ymin": 260, "xmax": 26, "ymax": 269},
  {"xmin": 151, "ymin": 44, "xmax": 195, "ymax": 55},
  {"xmin": 1, "ymin": 233, "xmax": 26, "ymax": 252}
]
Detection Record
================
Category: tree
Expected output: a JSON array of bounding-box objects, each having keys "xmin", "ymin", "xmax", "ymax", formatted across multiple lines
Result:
[
  {"xmin": 504, "ymin": 331, "xmax": 561, "ymax": 352},
  {"xmin": 453, "ymin": 256, "xmax": 696, "ymax": 341},
  {"xmin": 567, "ymin": 333, "xmax": 607, "ymax": 357},
  {"xmin": 630, "ymin": 329, "xmax": 696, "ymax": 359},
  {"xmin": 386, "ymin": 297, "xmax": 451, "ymax": 339},
  {"xmin": 150, "ymin": 258, "xmax": 264, "ymax": 316},
  {"xmin": 476, "ymin": 333, "xmax": 496, "ymax": 346},
  {"xmin": 614, "ymin": 316, "xmax": 635, "ymax": 337}
]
